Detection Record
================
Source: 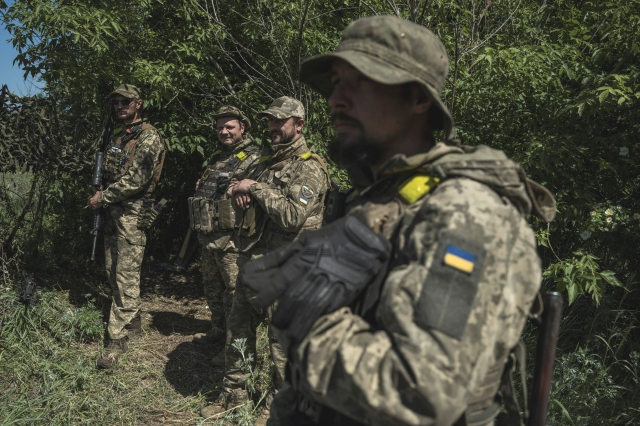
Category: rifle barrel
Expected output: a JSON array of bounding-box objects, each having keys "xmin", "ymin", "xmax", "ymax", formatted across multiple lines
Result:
[{"xmin": 528, "ymin": 292, "xmax": 564, "ymax": 426}]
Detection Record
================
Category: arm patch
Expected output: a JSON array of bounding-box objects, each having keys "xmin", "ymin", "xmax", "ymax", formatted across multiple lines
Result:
[{"xmin": 414, "ymin": 231, "xmax": 486, "ymax": 340}]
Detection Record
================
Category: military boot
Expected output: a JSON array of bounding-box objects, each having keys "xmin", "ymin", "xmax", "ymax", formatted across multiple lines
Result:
[
  {"xmin": 97, "ymin": 336, "xmax": 129, "ymax": 369},
  {"xmin": 210, "ymin": 350, "xmax": 226, "ymax": 368},
  {"xmin": 193, "ymin": 327, "xmax": 225, "ymax": 344},
  {"xmin": 124, "ymin": 314, "xmax": 141, "ymax": 335},
  {"xmin": 200, "ymin": 389, "xmax": 247, "ymax": 419}
]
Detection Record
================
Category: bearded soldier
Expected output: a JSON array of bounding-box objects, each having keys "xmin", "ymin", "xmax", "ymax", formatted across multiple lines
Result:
[
  {"xmin": 87, "ymin": 84, "xmax": 166, "ymax": 369},
  {"xmin": 199, "ymin": 97, "xmax": 330, "ymax": 422},
  {"xmin": 240, "ymin": 17, "xmax": 557, "ymax": 426},
  {"xmin": 189, "ymin": 106, "xmax": 269, "ymax": 369}
]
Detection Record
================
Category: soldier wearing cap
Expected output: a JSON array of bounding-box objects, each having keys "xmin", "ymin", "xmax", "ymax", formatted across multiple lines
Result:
[
  {"xmin": 199, "ymin": 97, "xmax": 330, "ymax": 421},
  {"xmin": 240, "ymin": 17, "xmax": 557, "ymax": 426},
  {"xmin": 87, "ymin": 84, "xmax": 167, "ymax": 369},
  {"xmin": 188, "ymin": 106, "xmax": 269, "ymax": 368}
]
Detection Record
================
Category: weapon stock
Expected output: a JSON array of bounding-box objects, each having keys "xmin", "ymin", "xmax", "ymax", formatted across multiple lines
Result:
[
  {"xmin": 174, "ymin": 228, "xmax": 199, "ymax": 272},
  {"xmin": 528, "ymin": 292, "xmax": 563, "ymax": 426}
]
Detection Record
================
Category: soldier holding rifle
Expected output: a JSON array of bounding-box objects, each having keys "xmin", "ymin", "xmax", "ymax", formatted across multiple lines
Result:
[
  {"xmin": 87, "ymin": 84, "xmax": 166, "ymax": 369},
  {"xmin": 241, "ymin": 17, "xmax": 558, "ymax": 426}
]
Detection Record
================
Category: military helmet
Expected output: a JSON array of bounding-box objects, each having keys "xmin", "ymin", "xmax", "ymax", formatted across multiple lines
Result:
[
  {"xmin": 108, "ymin": 83, "xmax": 141, "ymax": 99},
  {"xmin": 258, "ymin": 96, "xmax": 305, "ymax": 120},
  {"xmin": 212, "ymin": 105, "xmax": 251, "ymax": 131},
  {"xmin": 299, "ymin": 16, "xmax": 454, "ymax": 141}
]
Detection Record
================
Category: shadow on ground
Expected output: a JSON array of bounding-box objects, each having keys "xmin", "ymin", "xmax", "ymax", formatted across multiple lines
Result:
[
  {"xmin": 164, "ymin": 340, "xmax": 225, "ymax": 398},
  {"xmin": 149, "ymin": 310, "xmax": 211, "ymax": 336}
]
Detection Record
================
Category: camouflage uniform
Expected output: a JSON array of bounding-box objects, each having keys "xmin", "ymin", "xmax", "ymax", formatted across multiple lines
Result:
[
  {"xmin": 239, "ymin": 18, "xmax": 557, "ymax": 426},
  {"xmin": 189, "ymin": 106, "xmax": 267, "ymax": 340},
  {"xmin": 98, "ymin": 85, "xmax": 166, "ymax": 341},
  {"xmin": 224, "ymin": 98, "xmax": 330, "ymax": 403}
]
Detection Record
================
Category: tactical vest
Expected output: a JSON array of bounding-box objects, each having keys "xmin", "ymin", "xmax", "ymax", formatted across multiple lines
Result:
[
  {"xmin": 188, "ymin": 145, "xmax": 260, "ymax": 234},
  {"xmin": 103, "ymin": 120, "xmax": 166, "ymax": 197},
  {"xmin": 312, "ymin": 145, "xmax": 554, "ymax": 426}
]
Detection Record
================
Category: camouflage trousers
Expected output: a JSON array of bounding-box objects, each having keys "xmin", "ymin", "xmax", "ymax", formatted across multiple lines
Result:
[
  {"xmin": 223, "ymin": 238, "xmax": 289, "ymax": 399},
  {"xmin": 103, "ymin": 199, "xmax": 146, "ymax": 340},
  {"xmin": 199, "ymin": 234, "xmax": 239, "ymax": 335}
]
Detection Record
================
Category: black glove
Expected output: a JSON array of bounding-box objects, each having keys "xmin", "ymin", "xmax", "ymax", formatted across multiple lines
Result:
[{"xmin": 241, "ymin": 216, "xmax": 391, "ymax": 343}]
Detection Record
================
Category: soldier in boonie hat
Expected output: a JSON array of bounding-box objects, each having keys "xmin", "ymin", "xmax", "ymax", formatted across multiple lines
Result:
[
  {"xmin": 300, "ymin": 16, "xmax": 454, "ymax": 141},
  {"xmin": 212, "ymin": 105, "xmax": 252, "ymax": 132}
]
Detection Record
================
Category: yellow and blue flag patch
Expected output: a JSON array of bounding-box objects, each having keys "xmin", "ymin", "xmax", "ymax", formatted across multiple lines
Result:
[
  {"xmin": 299, "ymin": 195, "xmax": 309, "ymax": 205},
  {"xmin": 443, "ymin": 245, "xmax": 476, "ymax": 274}
]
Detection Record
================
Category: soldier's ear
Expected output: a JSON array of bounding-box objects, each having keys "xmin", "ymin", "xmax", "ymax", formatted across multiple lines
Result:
[
  {"xmin": 295, "ymin": 117, "xmax": 305, "ymax": 132},
  {"xmin": 240, "ymin": 122, "xmax": 245, "ymax": 134}
]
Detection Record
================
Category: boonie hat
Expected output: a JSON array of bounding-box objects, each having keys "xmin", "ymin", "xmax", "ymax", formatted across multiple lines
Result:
[
  {"xmin": 108, "ymin": 83, "xmax": 141, "ymax": 99},
  {"xmin": 258, "ymin": 96, "xmax": 305, "ymax": 120},
  {"xmin": 212, "ymin": 105, "xmax": 252, "ymax": 131},
  {"xmin": 300, "ymin": 16, "xmax": 454, "ymax": 141}
]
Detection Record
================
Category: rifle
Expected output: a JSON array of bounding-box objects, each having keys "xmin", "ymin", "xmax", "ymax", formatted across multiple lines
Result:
[
  {"xmin": 173, "ymin": 228, "xmax": 199, "ymax": 272},
  {"xmin": 90, "ymin": 121, "xmax": 113, "ymax": 261},
  {"xmin": 528, "ymin": 292, "xmax": 563, "ymax": 426}
]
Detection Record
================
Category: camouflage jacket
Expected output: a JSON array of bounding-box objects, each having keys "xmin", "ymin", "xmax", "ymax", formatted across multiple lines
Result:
[
  {"xmin": 98, "ymin": 120, "xmax": 166, "ymax": 204},
  {"xmin": 247, "ymin": 135, "xmax": 329, "ymax": 243},
  {"xmin": 273, "ymin": 143, "xmax": 556, "ymax": 426},
  {"xmin": 196, "ymin": 134, "xmax": 269, "ymax": 251}
]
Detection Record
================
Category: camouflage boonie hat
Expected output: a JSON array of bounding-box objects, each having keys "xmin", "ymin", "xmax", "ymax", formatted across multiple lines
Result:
[
  {"xmin": 300, "ymin": 16, "xmax": 454, "ymax": 141},
  {"xmin": 108, "ymin": 84, "xmax": 141, "ymax": 99},
  {"xmin": 212, "ymin": 105, "xmax": 252, "ymax": 131},
  {"xmin": 258, "ymin": 96, "xmax": 305, "ymax": 120}
]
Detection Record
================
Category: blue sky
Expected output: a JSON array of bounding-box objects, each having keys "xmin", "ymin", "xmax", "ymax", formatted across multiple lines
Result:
[{"xmin": 1, "ymin": 0, "xmax": 43, "ymax": 95}]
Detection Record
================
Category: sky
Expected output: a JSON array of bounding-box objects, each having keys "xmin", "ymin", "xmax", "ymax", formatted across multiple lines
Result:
[{"xmin": 1, "ymin": 0, "xmax": 43, "ymax": 95}]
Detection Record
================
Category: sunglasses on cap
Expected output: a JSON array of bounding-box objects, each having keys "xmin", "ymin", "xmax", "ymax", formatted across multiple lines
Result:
[{"xmin": 112, "ymin": 99, "xmax": 134, "ymax": 106}]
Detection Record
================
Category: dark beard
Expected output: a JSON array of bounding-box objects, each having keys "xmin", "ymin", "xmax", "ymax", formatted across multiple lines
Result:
[
  {"xmin": 271, "ymin": 129, "xmax": 296, "ymax": 145},
  {"xmin": 327, "ymin": 133, "xmax": 385, "ymax": 169}
]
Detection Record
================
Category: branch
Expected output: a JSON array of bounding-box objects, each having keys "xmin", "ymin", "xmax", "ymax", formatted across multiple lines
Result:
[
  {"xmin": 461, "ymin": 0, "xmax": 522, "ymax": 57},
  {"xmin": 208, "ymin": 56, "xmax": 236, "ymax": 98}
]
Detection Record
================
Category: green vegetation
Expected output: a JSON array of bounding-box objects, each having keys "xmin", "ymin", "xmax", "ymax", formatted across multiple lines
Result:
[{"xmin": 1, "ymin": 0, "xmax": 639, "ymax": 424}]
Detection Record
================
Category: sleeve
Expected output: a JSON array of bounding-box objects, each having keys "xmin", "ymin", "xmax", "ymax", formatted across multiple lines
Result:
[
  {"xmin": 98, "ymin": 129, "xmax": 165, "ymax": 204},
  {"xmin": 284, "ymin": 178, "xmax": 542, "ymax": 426},
  {"xmin": 250, "ymin": 159, "xmax": 328, "ymax": 232}
]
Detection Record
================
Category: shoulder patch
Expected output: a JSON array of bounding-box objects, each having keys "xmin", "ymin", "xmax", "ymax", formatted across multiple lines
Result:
[
  {"xmin": 301, "ymin": 184, "xmax": 314, "ymax": 198},
  {"xmin": 299, "ymin": 151, "xmax": 312, "ymax": 160},
  {"xmin": 236, "ymin": 151, "xmax": 248, "ymax": 161},
  {"xmin": 398, "ymin": 174, "xmax": 440, "ymax": 204},
  {"xmin": 414, "ymin": 231, "xmax": 486, "ymax": 340}
]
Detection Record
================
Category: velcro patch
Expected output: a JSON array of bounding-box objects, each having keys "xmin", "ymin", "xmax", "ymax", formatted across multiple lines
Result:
[
  {"xmin": 236, "ymin": 151, "xmax": 247, "ymax": 161},
  {"xmin": 299, "ymin": 195, "xmax": 309, "ymax": 205},
  {"xmin": 301, "ymin": 184, "xmax": 314, "ymax": 198},
  {"xmin": 414, "ymin": 231, "xmax": 486, "ymax": 340}
]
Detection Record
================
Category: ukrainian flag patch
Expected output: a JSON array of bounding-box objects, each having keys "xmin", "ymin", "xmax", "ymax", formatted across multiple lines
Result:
[
  {"xmin": 299, "ymin": 195, "xmax": 309, "ymax": 205},
  {"xmin": 443, "ymin": 245, "xmax": 476, "ymax": 274}
]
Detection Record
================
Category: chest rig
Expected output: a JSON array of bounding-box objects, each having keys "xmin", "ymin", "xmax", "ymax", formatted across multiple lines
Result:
[
  {"xmin": 102, "ymin": 120, "xmax": 165, "ymax": 197},
  {"xmin": 188, "ymin": 147, "xmax": 258, "ymax": 234}
]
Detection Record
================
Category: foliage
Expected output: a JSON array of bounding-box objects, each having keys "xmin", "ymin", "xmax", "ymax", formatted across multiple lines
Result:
[{"xmin": 1, "ymin": 0, "xmax": 640, "ymax": 423}]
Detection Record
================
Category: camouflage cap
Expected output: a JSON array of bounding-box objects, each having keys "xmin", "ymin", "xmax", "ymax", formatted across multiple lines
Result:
[
  {"xmin": 108, "ymin": 83, "xmax": 141, "ymax": 99},
  {"xmin": 258, "ymin": 96, "xmax": 305, "ymax": 120},
  {"xmin": 212, "ymin": 105, "xmax": 251, "ymax": 131},
  {"xmin": 299, "ymin": 16, "xmax": 454, "ymax": 141}
]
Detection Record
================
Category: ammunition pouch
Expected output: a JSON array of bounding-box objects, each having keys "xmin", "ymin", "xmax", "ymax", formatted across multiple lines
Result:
[
  {"xmin": 188, "ymin": 196, "xmax": 238, "ymax": 234},
  {"xmin": 137, "ymin": 198, "xmax": 167, "ymax": 230}
]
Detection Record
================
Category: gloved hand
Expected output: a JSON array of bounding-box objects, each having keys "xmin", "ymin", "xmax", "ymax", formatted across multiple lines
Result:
[{"xmin": 241, "ymin": 216, "xmax": 391, "ymax": 344}]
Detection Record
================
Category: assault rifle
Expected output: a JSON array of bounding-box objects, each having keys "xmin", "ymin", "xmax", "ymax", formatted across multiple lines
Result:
[
  {"xmin": 528, "ymin": 292, "xmax": 563, "ymax": 426},
  {"xmin": 90, "ymin": 122, "xmax": 113, "ymax": 261}
]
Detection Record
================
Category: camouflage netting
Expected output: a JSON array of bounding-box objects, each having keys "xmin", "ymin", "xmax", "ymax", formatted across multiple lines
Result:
[{"xmin": 0, "ymin": 85, "xmax": 96, "ymax": 174}]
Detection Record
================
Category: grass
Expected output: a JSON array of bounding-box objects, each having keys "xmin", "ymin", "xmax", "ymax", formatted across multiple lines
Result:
[{"xmin": 0, "ymin": 262, "xmax": 273, "ymax": 425}]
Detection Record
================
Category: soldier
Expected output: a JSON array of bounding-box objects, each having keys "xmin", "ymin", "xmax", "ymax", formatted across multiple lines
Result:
[
  {"xmin": 199, "ymin": 97, "xmax": 330, "ymax": 421},
  {"xmin": 188, "ymin": 106, "xmax": 267, "ymax": 370},
  {"xmin": 87, "ymin": 84, "xmax": 166, "ymax": 369},
  {"xmin": 240, "ymin": 17, "xmax": 557, "ymax": 426}
]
